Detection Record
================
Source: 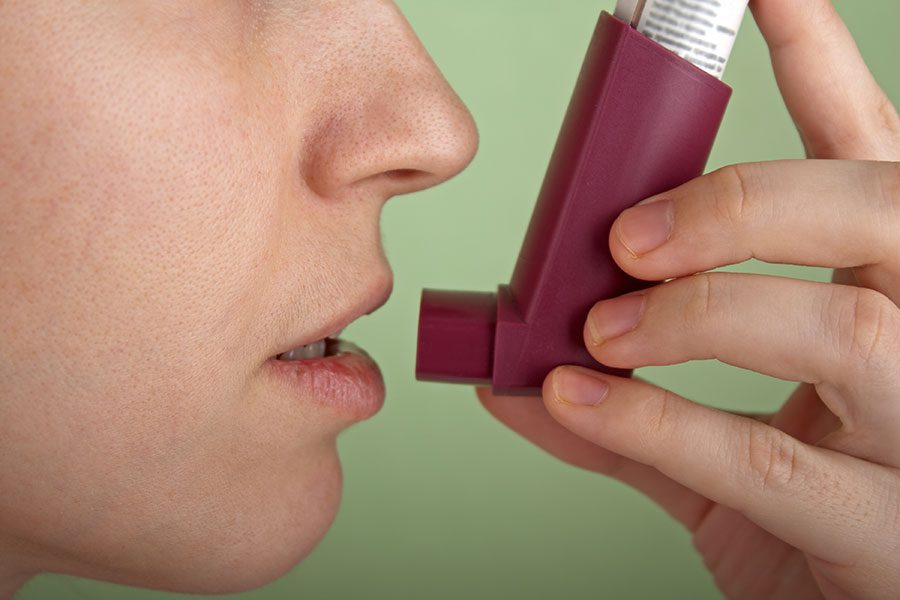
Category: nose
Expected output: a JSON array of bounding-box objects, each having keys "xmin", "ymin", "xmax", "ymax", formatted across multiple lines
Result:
[{"xmin": 298, "ymin": 2, "xmax": 479, "ymax": 201}]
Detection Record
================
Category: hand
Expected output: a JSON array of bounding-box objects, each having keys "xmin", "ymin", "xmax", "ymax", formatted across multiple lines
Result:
[{"xmin": 479, "ymin": 1, "xmax": 900, "ymax": 598}]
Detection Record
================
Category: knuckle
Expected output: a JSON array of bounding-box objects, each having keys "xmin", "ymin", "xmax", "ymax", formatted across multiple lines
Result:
[
  {"xmin": 684, "ymin": 272, "xmax": 727, "ymax": 326},
  {"xmin": 710, "ymin": 163, "xmax": 758, "ymax": 230},
  {"xmin": 888, "ymin": 481, "xmax": 900, "ymax": 544},
  {"xmin": 818, "ymin": 100, "xmax": 899, "ymax": 159},
  {"xmin": 878, "ymin": 162, "xmax": 900, "ymax": 222},
  {"xmin": 640, "ymin": 387, "xmax": 677, "ymax": 451},
  {"xmin": 834, "ymin": 287, "xmax": 900, "ymax": 372},
  {"xmin": 874, "ymin": 96, "xmax": 900, "ymax": 152},
  {"xmin": 814, "ymin": 125, "xmax": 868, "ymax": 160},
  {"xmin": 743, "ymin": 420, "xmax": 800, "ymax": 492}
]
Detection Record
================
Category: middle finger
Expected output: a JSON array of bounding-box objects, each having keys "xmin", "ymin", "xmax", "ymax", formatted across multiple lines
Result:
[{"xmin": 584, "ymin": 272, "xmax": 900, "ymax": 466}]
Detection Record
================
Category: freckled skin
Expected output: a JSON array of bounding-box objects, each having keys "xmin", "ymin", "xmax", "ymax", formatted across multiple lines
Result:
[{"xmin": 0, "ymin": 0, "xmax": 477, "ymax": 595}]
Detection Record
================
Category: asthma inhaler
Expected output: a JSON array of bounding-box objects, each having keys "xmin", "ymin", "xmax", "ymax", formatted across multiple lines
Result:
[{"xmin": 417, "ymin": 4, "xmax": 746, "ymax": 396}]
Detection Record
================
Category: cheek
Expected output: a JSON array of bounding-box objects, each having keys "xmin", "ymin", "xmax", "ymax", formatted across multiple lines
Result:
[
  {"xmin": 0, "ymin": 22, "xmax": 282, "ymax": 431},
  {"xmin": 2, "ymin": 76, "xmax": 265, "ymax": 445},
  {"xmin": 0, "ymin": 15, "xmax": 336, "ymax": 587}
]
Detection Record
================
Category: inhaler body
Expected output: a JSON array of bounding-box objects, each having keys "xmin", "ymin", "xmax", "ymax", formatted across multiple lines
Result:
[{"xmin": 417, "ymin": 11, "xmax": 733, "ymax": 396}]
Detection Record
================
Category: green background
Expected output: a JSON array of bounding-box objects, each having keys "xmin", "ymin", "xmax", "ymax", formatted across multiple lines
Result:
[{"xmin": 18, "ymin": 1, "xmax": 900, "ymax": 599}]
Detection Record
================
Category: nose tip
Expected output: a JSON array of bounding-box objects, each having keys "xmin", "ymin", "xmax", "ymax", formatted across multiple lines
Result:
[
  {"xmin": 304, "ymin": 85, "xmax": 478, "ymax": 201},
  {"xmin": 429, "ymin": 99, "xmax": 480, "ymax": 184},
  {"xmin": 396, "ymin": 92, "xmax": 479, "ymax": 195}
]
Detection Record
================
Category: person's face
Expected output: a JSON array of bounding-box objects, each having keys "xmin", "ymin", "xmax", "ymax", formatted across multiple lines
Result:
[{"xmin": 0, "ymin": 0, "xmax": 476, "ymax": 593}]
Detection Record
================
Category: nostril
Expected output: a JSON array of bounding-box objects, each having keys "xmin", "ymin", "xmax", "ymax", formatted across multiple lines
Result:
[
  {"xmin": 385, "ymin": 168, "xmax": 425, "ymax": 180},
  {"xmin": 381, "ymin": 168, "xmax": 437, "ymax": 195}
]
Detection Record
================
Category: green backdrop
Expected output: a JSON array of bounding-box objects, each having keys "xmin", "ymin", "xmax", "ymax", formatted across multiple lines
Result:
[{"xmin": 18, "ymin": 1, "xmax": 900, "ymax": 599}]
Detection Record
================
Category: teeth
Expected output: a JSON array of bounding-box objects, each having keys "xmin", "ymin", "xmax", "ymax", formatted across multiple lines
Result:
[
  {"xmin": 331, "ymin": 339, "xmax": 369, "ymax": 359},
  {"xmin": 279, "ymin": 339, "xmax": 326, "ymax": 361},
  {"xmin": 275, "ymin": 328, "xmax": 347, "ymax": 362}
]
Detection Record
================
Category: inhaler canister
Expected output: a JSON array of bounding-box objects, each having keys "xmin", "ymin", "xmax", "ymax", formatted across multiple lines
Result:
[{"xmin": 616, "ymin": 0, "xmax": 750, "ymax": 78}]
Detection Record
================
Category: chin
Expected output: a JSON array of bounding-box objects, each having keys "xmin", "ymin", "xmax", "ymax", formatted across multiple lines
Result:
[
  {"xmin": 73, "ymin": 447, "xmax": 346, "ymax": 596},
  {"xmin": 188, "ymin": 452, "xmax": 344, "ymax": 595}
]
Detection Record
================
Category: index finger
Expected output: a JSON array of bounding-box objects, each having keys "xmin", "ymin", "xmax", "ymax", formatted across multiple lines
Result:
[{"xmin": 751, "ymin": 0, "xmax": 899, "ymax": 160}]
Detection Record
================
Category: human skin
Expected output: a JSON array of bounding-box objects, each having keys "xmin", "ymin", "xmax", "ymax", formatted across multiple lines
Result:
[
  {"xmin": 480, "ymin": 0, "xmax": 900, "ymax": 598},
  {"xmin": 0, "ymin": 0, "xmax": 477, "ymax": 597}
]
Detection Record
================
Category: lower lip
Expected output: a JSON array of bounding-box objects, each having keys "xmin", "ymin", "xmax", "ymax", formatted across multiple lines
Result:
[{"xmin": 264, "ymin": 340, "xmax": 385, "ymax": 422}]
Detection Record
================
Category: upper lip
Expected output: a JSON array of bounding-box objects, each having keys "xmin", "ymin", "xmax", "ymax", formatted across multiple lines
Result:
[{"xmin": 270, "ymin": 278, "xmax": 393, "ymax": 359}]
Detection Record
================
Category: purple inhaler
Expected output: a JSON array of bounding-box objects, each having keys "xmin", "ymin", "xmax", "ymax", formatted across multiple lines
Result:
[{"xmin": 416, "ymin": 12, "xmax": 732, "ymax": 396}]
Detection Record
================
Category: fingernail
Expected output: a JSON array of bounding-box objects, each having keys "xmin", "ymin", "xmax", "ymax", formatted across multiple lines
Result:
[
  {"xmin": 587, "ymin": 294, "xmax": 645, "ymax": 346},
  {"xmin": 553, "ymin": 368, "xmax": 610, "ymax": 406},
  {"xmin": 616, "ymin": 199, "xmax": 674, "ymax": 257}
]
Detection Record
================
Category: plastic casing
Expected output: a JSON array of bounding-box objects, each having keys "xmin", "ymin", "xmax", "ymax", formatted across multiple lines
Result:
[{"xmin": 416, "ymin": 11, "xmax": 732, "ymax": 396}]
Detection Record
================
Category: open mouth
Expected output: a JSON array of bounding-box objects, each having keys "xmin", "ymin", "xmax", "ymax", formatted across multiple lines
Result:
[
  {"xmin": 274, "ymin": 333, "xmax": 371, "ymax": 362},
  {"xmin": 271, "ymin": 282, "xmax": 391, "ymax": 365},
  {"xmin": 276, "ymin": 334, "xmax": 341, "ymax": 361}
]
